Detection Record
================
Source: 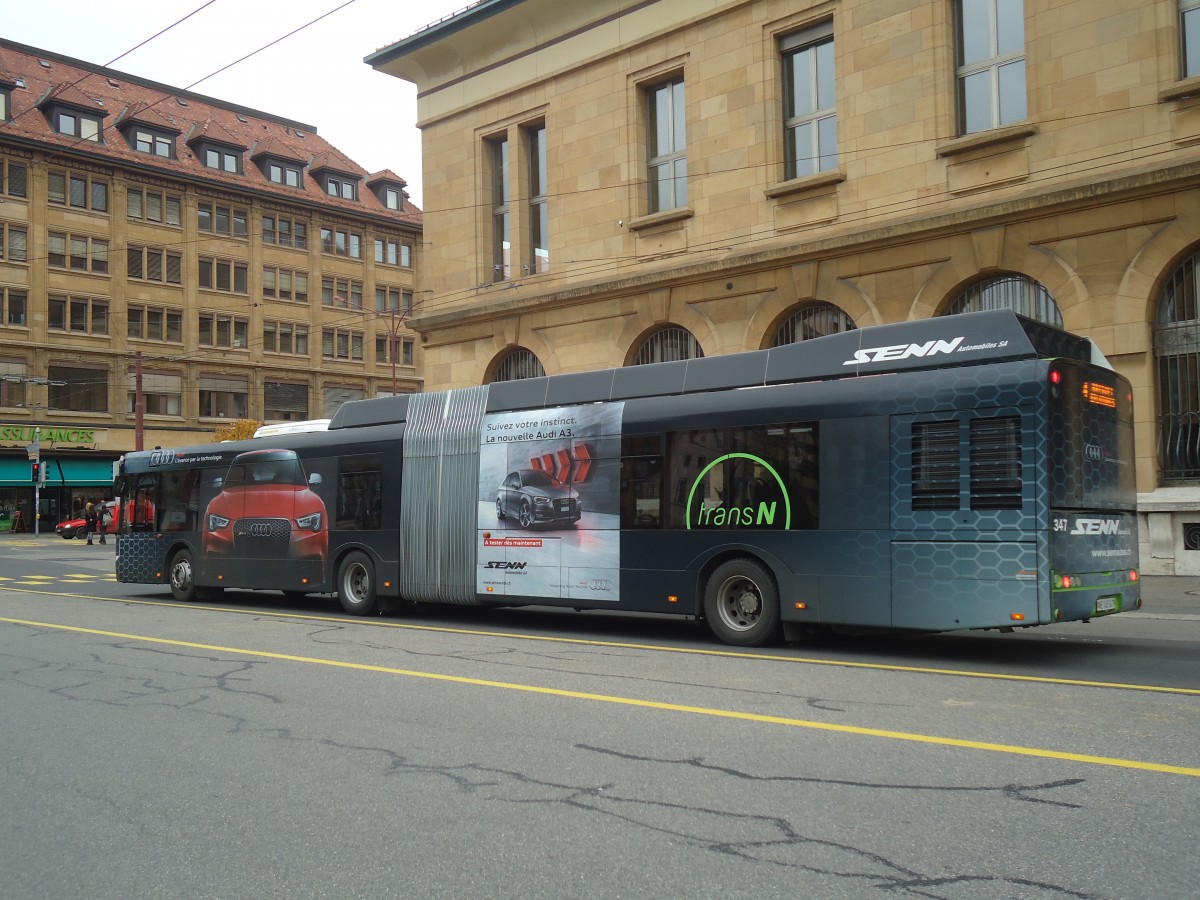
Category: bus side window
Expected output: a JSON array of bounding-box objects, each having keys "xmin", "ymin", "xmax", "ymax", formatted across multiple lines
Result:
[{"xmin": 621, "ymin": 435, "xmax": 663, "ymax": 529}]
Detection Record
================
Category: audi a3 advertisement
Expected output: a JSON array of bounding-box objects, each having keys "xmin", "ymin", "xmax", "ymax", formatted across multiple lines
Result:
[{"xmin": 201, "ymin": 449, "xmax": 328, "ymax": 579}]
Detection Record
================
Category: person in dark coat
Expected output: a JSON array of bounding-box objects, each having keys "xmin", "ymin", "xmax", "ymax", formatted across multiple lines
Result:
[{"xmin": 84, "ymin": 502, "xmax": 98, "ymax": 545}]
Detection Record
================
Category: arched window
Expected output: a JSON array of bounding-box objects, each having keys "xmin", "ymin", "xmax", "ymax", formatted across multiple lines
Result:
[
  {"xmin": 771, "ymin": 302, "xmax": 856, "ymax": 347},
  {"xmin": 488, "ymin": 347, "xmax": 545, "ymax": 383},
  {"xmin": 630, "ymin": 325, "xmax": 703, "ymax": 366},
  {"xmin": 1155, "ymin": 246, "xmax": 1200, "ymax": 482},
  {"xmin": 943, "ymin": 273, "xmax": 1062, "ymax": 327}
]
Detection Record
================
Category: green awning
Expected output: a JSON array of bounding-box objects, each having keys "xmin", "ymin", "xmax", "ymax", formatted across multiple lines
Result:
[{"xmin": 0, "ymin": 456, "xmax": 116, "ymax": 487}]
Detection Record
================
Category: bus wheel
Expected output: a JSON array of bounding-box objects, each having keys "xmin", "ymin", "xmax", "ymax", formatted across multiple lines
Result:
[
  {"xmin": 704, "ymin": 558, "xmax": 781, "ymax": 647},
  {"xmin": 169, "ymin": 549, "xmax": 198, "ymax": 602},
  {"xmin": 338, "ymin": 551, "xmax": 378, "ymax": 615}
]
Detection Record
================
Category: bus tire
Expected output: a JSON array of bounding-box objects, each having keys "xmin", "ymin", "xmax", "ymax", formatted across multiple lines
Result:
[
  {"xmin": 704, "ymin": 558, "xmax": 782, "ymax": 647},
  {"xmin": 338, "ymin": 551, "xmax": 378, "ymax": 615},
  {"xmin": 169, "ymin": 549, "xmax": 199, "ymax": 602}
]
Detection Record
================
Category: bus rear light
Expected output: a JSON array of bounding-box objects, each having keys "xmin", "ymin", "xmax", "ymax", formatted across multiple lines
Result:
[
  {"xmin": 1010, "ymin": 613, "xmax": 1025, "ymax": 621},
  {"xmin": 1050, "ymin": 370, "xmax": 1061, "ymax": 384},
  {"xmin": 1129, "ymin": 570, "xmax": 1138, "ymax": 582}
]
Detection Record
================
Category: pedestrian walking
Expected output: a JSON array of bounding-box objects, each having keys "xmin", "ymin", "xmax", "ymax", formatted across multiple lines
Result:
[
  {"xmin": 98, "ymin": 502, "xmax": 110, "ymax": 545},
  {"xmin": 83, "ymin": 502, "xmax": 98, "ymax": 545}
]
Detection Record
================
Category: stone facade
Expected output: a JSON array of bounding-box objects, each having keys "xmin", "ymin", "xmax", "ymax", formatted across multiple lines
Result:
[{"xmin": 372, "ymin": 0, "xmax": 1200, "ymax": 573}]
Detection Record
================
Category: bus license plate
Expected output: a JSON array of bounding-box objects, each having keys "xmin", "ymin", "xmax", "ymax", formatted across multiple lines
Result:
[{"xmin": 1096, "ymin": 596, "xmax": 1117, "ymax": 613}]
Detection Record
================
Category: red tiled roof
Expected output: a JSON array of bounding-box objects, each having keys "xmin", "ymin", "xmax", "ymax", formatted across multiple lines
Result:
[
  {"xmin": 0, "ymin": 41, "xmax": 422, "ymax": 225},
  {"xmin": 367, "ymin": 169, "xmax": 407, "ymax": 187}
]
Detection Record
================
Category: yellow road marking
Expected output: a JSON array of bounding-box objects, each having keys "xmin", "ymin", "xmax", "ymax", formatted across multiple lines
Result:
[
  {"xmin": 1, "ymin": 613, "xmax": 1196, "ymax": 778},
  {"xmin": 3, "ymin": 583, "xmax": 1200, "ymax": 697}
]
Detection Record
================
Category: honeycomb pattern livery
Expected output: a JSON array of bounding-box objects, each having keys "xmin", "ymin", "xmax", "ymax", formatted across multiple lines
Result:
[
  {"xmin": 892, "ymin": 540, "xmax": 1039, "ymax": 630},
  {"xmin": 115, "ymin": 533, "xmax": 169, "ymax": 584}
]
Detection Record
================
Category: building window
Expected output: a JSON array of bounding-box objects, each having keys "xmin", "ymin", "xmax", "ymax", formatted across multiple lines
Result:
[
  {"xmin": 322, "ymin": 328, "xmax": 364, "ymax": 361},
  {"xmin": 322, "ymin": 277, "xmax": 362, "ymax": 309},
  {"xmin": 782, "ymin": 23, "xmax": 837, "ymax": 179},
  {"xmin": 0, "ymin": 224, "xmax": 27, "ymax": 262},
  {"xmin": 54, "ymin": 110, "xmax": 102, "ymax": 142},
  {"xmin": 0, "ymin": 90, "xmax": 8, "ymax": 124},
  {"xmin": 375, "ymin": 285, "xmax": 411, "ymax": 314},
  {"xmin": 133, "ymin": 129, "xmax": 174, "ymax": 158},
  {"xmin": 199, "ymin": 375, "xmax": 248, "ymax": 418},
  {"xmin": 127, "ymin": 246, "xmax": 183, "ymax": 284},
  {"xmin": 1, "ymin": 288, "xmax": 28, "ymax": 327},
  {"xmin": 647, "ymin": 77, "xmax": 687, "ymax": 213},
  {"xmin": 197, "ymin": 202, "xmax": 247, "ymax": 238},
  {"xmin": 262, "ymin": 215, "xmax": 308, "ymax": 250},
  {"xmin": 267, "ymin": 161, "xmax": 303, "ymax": 187},
  {"xmin": 1185, "ymin": 0, "xmax": 1200, "ymax": 79},
  {"xmin": 127, "ymin": 187, "xmax": 181, "ymax": 225},
  {"xmin": 489, "ymin": 135, "xmax": 510, "ymax": 281},
  {"xmin": 375, "ymin": 334, "xmax": 413, "ymax": 367},
  {"xmin": 489, "ymin": 347, "xmax": 545, "ymax": 382},
  {"xmin": 0, "ymin": 359, "xmax": 28, "ymax": 407},
  {"xmin": 631, "ymin": 325, "xmax": 702, "ymax": 366},
  {"xmin": 956, "ymin": 0, "xmax": 1027, "ymax": 134},
  {"xmin": 127, "ymin": 371, "xmax": 182, "ymax": 416},
  {"xmin": 262, "ymin": 267, "xmax": 308, "ymax": 302},
  {"xmin": 325, "ymin": 175, "xmax": 358, "ymax": 200},
  {"xmin": 198, "ymin": 313, "xmax": 249, "ymax": 349},
  {"xmin": 1155, "ymin": 246, "xmax": 1200, "ymax": 482},
  {"xmin": 203, "ymin": 146, "xmax": 241, "ymax": 173},
  {"xmin": 771, "ymin": 302, "xmax": 856, "ymax": 346},
  {"xmin": 49, "ymin": 365, "xmax": 108, "ymax": 412},
  {"xmin": 0, "ymin": 158, "xmax": 27, "ymax": 198},
  {"xmin": 374, "ymin": 236, "xmax": 412, "ymax": 267},
  {"xmin": 527, "ymin": 123, "xmax": 549, "ymax": 274},
  {"xmin": 322, "ymin": 385, "xmax": 365, "ymax": 418},
  {"xmin": 126, "ymin": 303, "xmax": 183, "ymax": 342},
  {"xmin": 264, "ymin": 381, "xmax": 309, "ymax": 420},
  {"xmin": 263, "ymin": 321, "xmax": 310, "ymax": 356},
  {"xmin": 320, "ymin": 227, "xmax": 362, "ymax": 258},
  {"xmin": 943, "ymin": 274, "xmax": 1061, "ymax": 326},
  {"xmin": 384, "ymin": 187, "xmax": 403, "ymax": 210},
  {"xmin": 47, "ymin": 170, "xmax": 108, "ymax": 212},
  {"xmin": 48, "ymin": 295, "xmax": 108, "ymax": 335},
  {"xmin": 48, "ymin": 232, "xmax": 109, "ymax": 273},
  {"xmin": 198, "ymin": 257, "xmax": 248, "ymax": 294}
]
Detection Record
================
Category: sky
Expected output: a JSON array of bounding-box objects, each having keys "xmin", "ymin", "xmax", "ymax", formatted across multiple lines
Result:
[{"xmin": 3, "ymin": 0, "xmax": 472, "ymax": 208}]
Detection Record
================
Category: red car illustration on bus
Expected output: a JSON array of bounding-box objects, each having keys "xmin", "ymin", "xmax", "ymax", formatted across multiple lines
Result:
[{"xmin": 202, "ymin": 449, "xmax": 328, "ymax": 576}]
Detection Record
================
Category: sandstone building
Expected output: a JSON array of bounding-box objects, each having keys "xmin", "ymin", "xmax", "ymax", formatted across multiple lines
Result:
[
  {"xmin": 370, "ymin": 0, "xmax": 1200, "ymax": 573},
  {"xmin": 0, "ymin": 39, "xmax": 421, "ymax": 527}
]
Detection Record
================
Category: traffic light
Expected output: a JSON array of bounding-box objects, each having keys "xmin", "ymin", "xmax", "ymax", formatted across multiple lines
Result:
[{"xmin": 31, "ymin": 462, "xmax": 40, "ymax": 484}]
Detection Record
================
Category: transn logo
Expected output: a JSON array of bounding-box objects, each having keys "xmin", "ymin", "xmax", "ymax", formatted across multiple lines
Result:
[
  {"xmin": 843, "ymin": 337, "xmax": 964, "ymax": 366},
  {"xmin": 1071, "ymin": 518, "xmax": 1122, "ymax": 535},
  {"xmin": 529, "ymin": 443, "xmax": 593, "ymax": 485},
  {"xmin": 485, "ymin": 561, "xmax": 527, "ymax": 570}
]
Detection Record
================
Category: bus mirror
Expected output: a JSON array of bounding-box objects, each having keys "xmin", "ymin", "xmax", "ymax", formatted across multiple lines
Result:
[
  {"xmin": 308, "ymin": 473, "xmax": 322, "ymax": 486},
  {"xmin": 212, "ymin": 477, "xmax": 224, "ymax": 490}
]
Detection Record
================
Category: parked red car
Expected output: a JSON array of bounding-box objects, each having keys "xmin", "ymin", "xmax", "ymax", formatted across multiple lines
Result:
[{"xmin": 55, "ymin": 500, "xmax": 120, "ymax": 539}]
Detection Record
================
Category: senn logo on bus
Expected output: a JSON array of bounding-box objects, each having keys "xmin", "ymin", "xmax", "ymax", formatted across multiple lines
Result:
[
  {"xmin": 1070, "ymin": 518, "xmax": 1123, "ymax": 535},
  {"xmin": 685, "ymin": 453, "xmax": 791, "ymax": 530},
  {"xmin": 843, "ymin": 336, "xmax": 963, "ymax": 365}
]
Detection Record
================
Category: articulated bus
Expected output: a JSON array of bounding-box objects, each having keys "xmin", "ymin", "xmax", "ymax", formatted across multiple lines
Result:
[{"xmin": 114, "ymin": 310, "xmax": 1139, "ymax": 646}]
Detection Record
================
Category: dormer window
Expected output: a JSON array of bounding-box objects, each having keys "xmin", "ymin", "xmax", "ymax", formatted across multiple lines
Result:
[
  {"xmin": 204, "ymin": 146, "xmax": 242, "ymax": 173},
  {"xmin": 0, "ymin": 88, "xmax": 9, "ymax": 124},
  {"xmin": 384, "ymin": 187, "xmax": 403, "ymax": 210},
  {"xmin": 368, "ymin": 174, "xmax": 408, "ymax": 211},
  {"xmin": 133, "ymin": 128, "xmax": 174, "ymax": 158},
  {"xmin": 268, "ymin": 161, "xmax": 302, "ymax": 187},
  {"xmin": 325, "ymin": 174, "xmax": 358, "ymax": 200},
  {"xmin": 56, "ymin": 109, "xmax": 102, "ymax": 141}
]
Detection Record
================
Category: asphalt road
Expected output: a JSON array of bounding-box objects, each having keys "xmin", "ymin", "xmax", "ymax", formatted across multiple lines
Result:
[{"xmin": 1, "ymin": 534, "xmax": 1197, "ymax": 899}]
